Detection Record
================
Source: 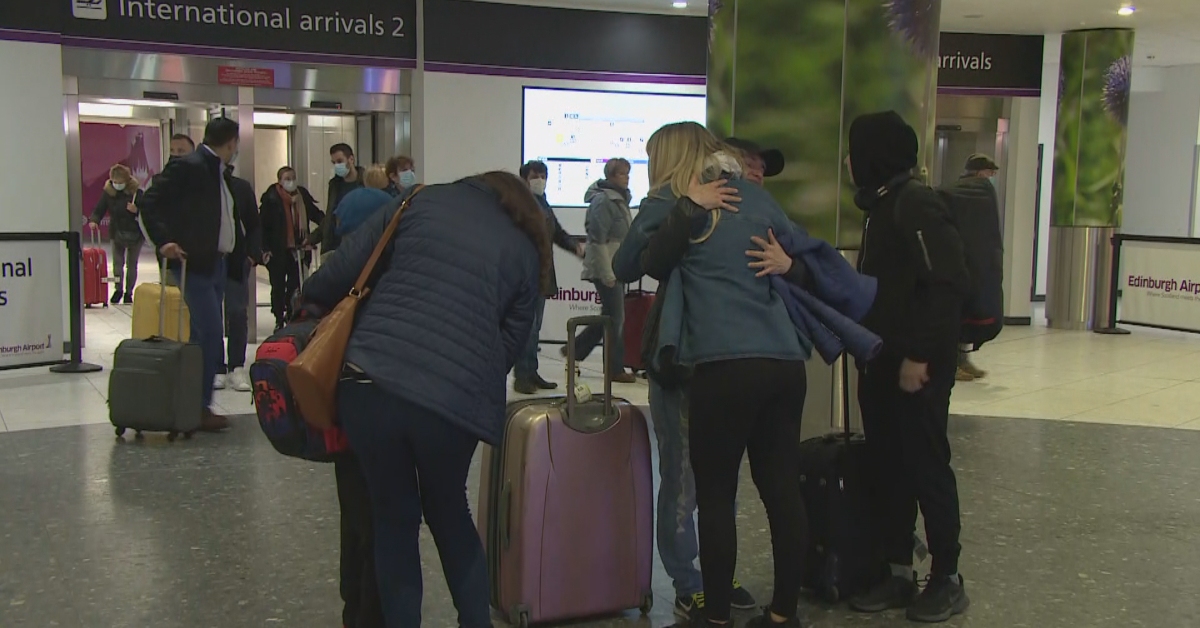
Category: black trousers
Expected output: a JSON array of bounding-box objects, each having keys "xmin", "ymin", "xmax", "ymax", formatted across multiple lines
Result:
[
  {"xmin": 688, "ymin": 358, "xmax": 808, "ymax": 622},
  {"xmin": 267, "ymin": 253, "xmax": 302, "ymax": 322},
  {"xmin": 858, "ymin": 352, "xmax": 962, "ymax": 577},
  {"xmin": 336, "ymin": 454, "xmax": 385, "ymax": 628}
]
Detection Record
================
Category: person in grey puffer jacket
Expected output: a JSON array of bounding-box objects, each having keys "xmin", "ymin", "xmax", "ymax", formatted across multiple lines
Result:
[
  {"xmin": 88, "ymin": 163, "xmax": 145, "ymax": 304},
  {"xmin": 565, "ymin": 158, "xmax": 638, "ymax": 383}
]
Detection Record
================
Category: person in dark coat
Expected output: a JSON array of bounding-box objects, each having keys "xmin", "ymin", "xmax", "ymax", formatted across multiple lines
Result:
[
  {"xmin": 511, "ymin": 159, "xmax": 585, "ymax": 394},
  {"xmin": 949, "ymin": 153, "xmax": 1003, "ymax": 382},
  {"xmin": 311, "ymin": 143, "xmax": 365, "ymax": 256},
  {"xmin": 846, "ymin": 111, "xmax": 972, "ymax": 623},
  {"xmin": 217, "ymin": 167, "xmax": 263, "ymax": 393},
  {"xmin": 88, "ymin": 163, "xmax": 145, "ymax": 304},
  {"xmin": 301, "ymin": 172, "xmax": 549, "ymax": 627},
  {"xmin": 140, "ymin": 117, "xmax": 246, "ymax": 433},
  {"xmin": 259, "ymin": 166, "xmax": 324, "ymax": 329}
]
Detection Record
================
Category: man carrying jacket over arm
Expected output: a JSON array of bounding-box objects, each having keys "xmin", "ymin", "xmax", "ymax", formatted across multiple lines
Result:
[
  {"xmin": 845, "ymin": 111, "xmax": 973, "ymax": 623},
  {"xmin": 140, "ymin": 117, "xmax": 243, "ymax": 433}
]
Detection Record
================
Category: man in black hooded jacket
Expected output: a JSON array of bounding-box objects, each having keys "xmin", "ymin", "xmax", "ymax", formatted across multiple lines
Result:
[{"xmin": 846, "ymin": 111, "xmax": 972, "ymax": 623}]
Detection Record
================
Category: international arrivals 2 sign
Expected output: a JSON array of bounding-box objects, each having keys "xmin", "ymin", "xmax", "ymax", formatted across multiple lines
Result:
[{"xmin": 60, "ymin": 0, "xmax": 417, "ymax": 63}]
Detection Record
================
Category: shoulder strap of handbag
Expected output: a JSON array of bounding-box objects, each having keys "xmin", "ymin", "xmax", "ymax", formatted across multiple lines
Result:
[{"xmin": 348, "ymin": 185, "xmax": 424, "ymax": 297}]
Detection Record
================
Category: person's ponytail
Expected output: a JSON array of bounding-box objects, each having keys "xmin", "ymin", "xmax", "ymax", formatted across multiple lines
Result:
[{"xmin": 473, "ymin": 171, "xmax": 553, "ymax": 291}]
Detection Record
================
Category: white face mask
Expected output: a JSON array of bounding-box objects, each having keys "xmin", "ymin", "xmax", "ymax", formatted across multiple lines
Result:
[
  {"xmin": 528, "ymin": 179, "xmax": 547, "ymax": 196},
  {"xmin": 112, "ymin": 182, "xmax": 127, "ymax": 191},
  {"xmin": 281, "ymin": 179, "xmax": 298, "ymax": 193}
]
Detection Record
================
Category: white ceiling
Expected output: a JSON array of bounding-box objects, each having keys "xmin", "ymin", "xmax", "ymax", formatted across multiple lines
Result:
[{"xmin": 466, "ymin": 0, "xmax": 1200, "ymax": 66}]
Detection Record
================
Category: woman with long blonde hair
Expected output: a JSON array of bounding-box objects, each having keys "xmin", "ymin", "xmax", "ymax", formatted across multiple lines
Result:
[{"xmin": 614, "ymin": 122, "xmax": 811, "ymax": 628}]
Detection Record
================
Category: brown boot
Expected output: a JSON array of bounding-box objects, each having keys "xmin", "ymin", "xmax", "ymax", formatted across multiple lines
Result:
[
  {"xmin": 613, "ymin": 371, "xmax": 638, "ymax": 384},
  {"xmin": 199, "ymin": 409, "xmax": 230, "ymax": 432}
]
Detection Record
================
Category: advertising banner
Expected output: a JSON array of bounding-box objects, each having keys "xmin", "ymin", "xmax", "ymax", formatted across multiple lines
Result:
[
  {"xmin": 61, "ymin": 0, "xmax": 417, "ymax": 63},
  {"xmin": 0, "ymin": 241, "xmax": 65, "ymax": 368},
  {"xmin": 1119, "ymin": 241, "xmax": 1200, "ymax": 333}
]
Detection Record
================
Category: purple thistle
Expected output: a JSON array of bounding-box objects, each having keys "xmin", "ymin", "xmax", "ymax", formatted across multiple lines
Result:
[
  {"xmin": 883, "ymin": 0, "xmax": 939, "ymax": 58},
  {"xmin": 1102, "ymin": 56, "xmax": 1132, "ymax": 126}
]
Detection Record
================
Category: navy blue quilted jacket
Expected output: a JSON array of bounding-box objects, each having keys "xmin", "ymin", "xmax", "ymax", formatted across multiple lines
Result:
[{"xmin": 302, "ymin": 180, "xmax": 541, "ymax": 446}]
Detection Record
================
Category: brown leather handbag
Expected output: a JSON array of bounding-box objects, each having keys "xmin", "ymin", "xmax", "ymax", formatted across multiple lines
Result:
[{"xmin": 287, "ymin": 186, "xmax": 423, "ymax": 429}]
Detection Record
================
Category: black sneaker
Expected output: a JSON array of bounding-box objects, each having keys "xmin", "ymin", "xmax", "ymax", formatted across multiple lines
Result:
[
  {"xmin": 111, "ymin": 290, "xmax": 123, "ymax": 305},
  {"xmin": 532, "ymin": 374, "xmax": 559, "ymax": 390},
  {"xmin": 906, "ymin": 575, "xmax": 969, "ymax": 623},
  {"xmin": 744, "ymin": 607, "xmax": 804, "ymax": 627},
  {"xmin": 849, "ymin": 573, "xmax": 918, "ymax": 613},
  {"xmin": 730, "ymin": 579, "xmax": 757, "ymax": 610},
  {"xmin": 674, "ymin": 593, "xmax": 705, "ymax": 622},
  {"xmin": 512, "ymin": 379, "xmax": 538, "ymax": 395},
  {"xmin": 122, "ymin": 291, "xmax": 133, "ymax": 304}
]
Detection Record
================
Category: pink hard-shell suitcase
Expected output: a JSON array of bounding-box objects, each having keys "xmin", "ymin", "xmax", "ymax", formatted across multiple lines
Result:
[{"xmin": 478, "ymin": 315, "xmax": 654, "ymax": 627}]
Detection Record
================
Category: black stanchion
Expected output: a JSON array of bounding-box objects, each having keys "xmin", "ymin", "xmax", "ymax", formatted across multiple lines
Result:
[
  {"xmin": 50, "ymin": 231, "xmax": 103, "ymax": 374},
  {"xmin": 1094, "ymin": 233, "xmax": 1131, "ymax": 336}
]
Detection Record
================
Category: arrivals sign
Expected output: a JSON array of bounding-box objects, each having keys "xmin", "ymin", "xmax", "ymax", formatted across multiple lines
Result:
[
  {"xmin": 61, "ymin": 0, "xmax": 417, "ymax": 61},
  {"xmin": 937, "ymin": 33, "xmax": 1045, "ymax": 97},
  {"xmin": 1118, "ymin": 239, "xmax": 1200, "ymax": 333},
  {"xmin": 0, "ymin": 241, "xmax": 65, "ymax": 369}
]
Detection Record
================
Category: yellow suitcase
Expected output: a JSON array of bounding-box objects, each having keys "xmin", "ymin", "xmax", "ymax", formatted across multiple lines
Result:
[{"xmin": 131, "ymin": 283, "xmax": 191, "ymax": 342}]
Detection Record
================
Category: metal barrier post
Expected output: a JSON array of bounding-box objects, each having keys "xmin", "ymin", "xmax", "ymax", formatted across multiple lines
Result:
[
  {"xmin": 1094, "ymin": 233, "xmax": 1131, "ymax": 336},
  {"xmin": 50, "ymin": 231, "xmax": 103, "ymax": 374}
]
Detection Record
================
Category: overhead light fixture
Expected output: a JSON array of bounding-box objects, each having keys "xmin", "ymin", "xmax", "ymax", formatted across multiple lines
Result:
[
  {"xmin": 253, "ymin": 111, "xmax": 295, "ymax": 126},
  {"xmin": 79, "ymin": 103, "xmax": 134, "ymax": 118},
  {"xmin": 94, "ymin": 97, "xmax": 180, "ymax": 108},
  {"xmin": 1117, "ymin": 5, "xmax": 1136, "ymax": 16},
  {"xmin": 673, "ymin": 1, "xmax": 688, "ymax": 7}
]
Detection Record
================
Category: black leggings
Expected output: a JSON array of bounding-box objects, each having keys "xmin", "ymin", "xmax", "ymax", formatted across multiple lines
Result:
[{"xmin": 688, "ymin": 358, "xmax": 808, "ymax": 622}]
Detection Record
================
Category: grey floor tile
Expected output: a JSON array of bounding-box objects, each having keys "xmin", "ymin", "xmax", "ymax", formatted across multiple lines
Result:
[{"xmin": 0, "ymin": 414, "xmax": 1196, "ymax": 626}]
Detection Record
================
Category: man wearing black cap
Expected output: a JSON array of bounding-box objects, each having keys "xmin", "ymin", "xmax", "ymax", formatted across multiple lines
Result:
[
  {"xmin": 845, "ymin": 111, "xmax": 972, "ymax": 623},
  {"xmin": 951, "ymin": 154, "xmax": 1003, "ymax": 382},
  {"xmin": 724, "ymin": 137, "xmax": 785, "ymax": 184}
]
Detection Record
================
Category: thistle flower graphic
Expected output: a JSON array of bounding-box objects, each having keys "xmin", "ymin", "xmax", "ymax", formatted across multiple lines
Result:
[
  {"xmin": 883, "ymin": 0, "xmax": 939, "ymax": 58},
  {"xmin": 1102, "ymin": 56, "xmax": 1132, "ymax": 126}
]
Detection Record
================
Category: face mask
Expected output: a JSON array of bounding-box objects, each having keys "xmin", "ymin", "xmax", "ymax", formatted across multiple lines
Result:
[
  {"xmin": 988, "ymin": 176, "xmax": 998, "ymax": 187},
  {"xmin": 399, "ymin": 170, "xmax": 418, "ymax": 188},
  {"xmin": 167, "ymin": 155, "xmax": 181, "ymax": 163},
  {"xmin": 229, "ymin": 150, "xmax": 239, "ymax": 165},
  {"xmin": 333, "ymin": 163, "xmax": 350, "ymax": 178},
  {"xmin": 112, "ymin": 182, "xmax": 126, "ymax": 191},
  {"xmin": 529, "ymin": 179, "xmax": 547, "ymax": 196},
  {"xmin": 281, "ymin": 179, "xmax": 298, "ymax": 193}
]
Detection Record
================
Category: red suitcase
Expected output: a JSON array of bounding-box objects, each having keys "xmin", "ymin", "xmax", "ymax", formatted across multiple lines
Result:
[
  {"xmin": 83, "ymin": 226, "xmax": 109, "ymax": 308},
  {"xmin": 478, "ymin": 315, "xmax": 654, "ymax": 627},
  {"xmin": 623, "ymin": 283, "xmax": 655, "ymax": 372}
]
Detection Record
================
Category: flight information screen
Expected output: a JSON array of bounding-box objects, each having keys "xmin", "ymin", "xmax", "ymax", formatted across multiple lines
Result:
[{"xmin": 522, "ymin": 87, "xmax": 707, "ymax": 207}]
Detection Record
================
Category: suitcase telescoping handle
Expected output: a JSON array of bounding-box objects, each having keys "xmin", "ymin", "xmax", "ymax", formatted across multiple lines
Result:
[
  {"xmin": 564, "ymin": 315, "xmax": 614, "ymax": 420},
  {"xmin": 840, "ymin": 352, "xmax": 852, "ymax": 442},
  {"xmin": 157, "ymin": 257, "xmax": 188, "ymax": 340},
  {"xmin": 87, "ymin": 222, "xmax": 101, "ymax": 246}
]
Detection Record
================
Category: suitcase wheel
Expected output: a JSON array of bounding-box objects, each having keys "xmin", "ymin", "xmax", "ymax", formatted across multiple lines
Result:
[
  {"xmin": 167, "ymin": 431, "xmax": 178, "ymax": 442},
  {"xmin": 823, "ymin": 585, "xmax": 840, "ymax": 604},
  {"xmin": 640, "ymin": 592, "xmax": 654, "ymax": 614},
  {"xmin": 509, "ymin": 607, "xmax": 530, "ymax": 628},
  {"xmin": 183, "ymin": 431, "xmax": 195, "ymax": 440},
  {"xmin": 135, "ymin": 431, "xmax": 145, "ymax": 440}
]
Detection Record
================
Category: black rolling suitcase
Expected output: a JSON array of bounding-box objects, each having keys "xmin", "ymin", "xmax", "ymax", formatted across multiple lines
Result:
[
  {"xmin": 798, "ymin": 355, "xmax": 882, "ymax": 603},
  {"xmin": 109, "ymin": 259, "xmax": 204, "ymax": 441}
]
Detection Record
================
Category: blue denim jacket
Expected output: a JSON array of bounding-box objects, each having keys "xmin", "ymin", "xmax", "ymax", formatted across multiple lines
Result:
[{"xmin": 614, "ymin": 179, "xmax": 810, "ymax": 366}]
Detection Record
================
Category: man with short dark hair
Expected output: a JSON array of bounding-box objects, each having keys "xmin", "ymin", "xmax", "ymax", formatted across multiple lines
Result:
[
  {"xmin": 169, "ymin": 134, "xmax": 195, "ymax": 160},
  {"xmin": 511, "ymin": 160, "xmax": 584, "ymax": 394},
  {"xmin": 313, "ymin": 143, "xmax": 365, "ymax": 255},
  {"xmin": 952, "ymin": 154, "xmax": 1002, "ymax": 382},
  {"xmin": 141, "ymin": 117, "xmax": 246, "ymax": 432},
  {"xmin": 217, "ymin": 165, "xmax": 263, "ymax": 392}
]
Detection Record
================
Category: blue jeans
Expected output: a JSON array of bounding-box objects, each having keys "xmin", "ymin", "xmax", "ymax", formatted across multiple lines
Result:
[
  {"xmin": 572, "ymin": 280, "xmax": 625, "ymax": 371},
  {"xmin": 513, "ymin": 295, "xmax": 546, "ymax": 381},
  {"xmin": 337, "ymin": 376, "xmax": 490, "ymax": 628},
  {"xmin": 649, "ymin": 379, "xmax": 704, "ymax": 598},
  {"xmin": 222, "ymin": 267, "xmax": 250, "ymax": 370},
  {"xmin": 175, "ymin": 257, "xmax": 226, "ymax": 409}
]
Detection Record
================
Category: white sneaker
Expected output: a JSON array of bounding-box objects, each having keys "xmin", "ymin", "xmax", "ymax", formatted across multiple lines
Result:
[
  {"xmin": 213, "ymin": 373, "xmax": 227, "ymax": 390},
  {"xmin": 229, "ymin": 367, "xmax": 253, "ymax": 392}
]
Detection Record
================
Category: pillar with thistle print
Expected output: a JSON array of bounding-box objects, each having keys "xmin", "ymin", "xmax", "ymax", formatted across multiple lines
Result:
[{"xmin": 706, "ymin": 0, "xmax": 942, "ymax": 247}]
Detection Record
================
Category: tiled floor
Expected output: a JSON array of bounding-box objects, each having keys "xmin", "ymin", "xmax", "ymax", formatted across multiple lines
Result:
[{"xmin": 3, "ymin": 256, "xmax": 1200, "ymax": 626}]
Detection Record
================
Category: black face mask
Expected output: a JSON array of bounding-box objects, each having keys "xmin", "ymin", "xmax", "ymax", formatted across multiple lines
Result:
[{"xmin": 167, "ymin": 155, "xmax": 181, "ymax": 163}]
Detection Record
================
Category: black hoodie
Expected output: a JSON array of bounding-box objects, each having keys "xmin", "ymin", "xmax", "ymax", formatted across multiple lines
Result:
[{"xmin": 851, "ymin": 111, "xmax": 971, "ymax": 364}]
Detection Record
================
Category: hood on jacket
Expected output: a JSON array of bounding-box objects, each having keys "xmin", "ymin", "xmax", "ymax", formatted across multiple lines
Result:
[
  {"xmin": 848, "ymin": 111, "xmax": 919, "ymax": 198},
  {"xmin": 585, "ymin": 179, "xmax": 632, "ymax": 205},
  {"xmin": 104, "ymin": 177, "xmax": 140, "ymax": 197}
]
